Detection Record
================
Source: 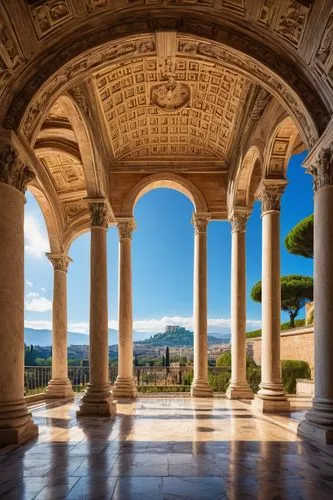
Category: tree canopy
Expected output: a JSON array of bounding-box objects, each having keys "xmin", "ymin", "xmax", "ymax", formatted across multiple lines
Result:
[
  {"xmin": 216, "ymin": 351, "xmax": 231, "ymax": 367},
  {"xmin": 251, "ymin": 275, "xmax": 313, "ymax": 328},
  {"xmin": 284, "ymin": 214, "xmax": 313, "ymax": 258}
]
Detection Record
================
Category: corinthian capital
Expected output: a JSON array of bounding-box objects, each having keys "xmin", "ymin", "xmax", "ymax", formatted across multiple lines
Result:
[
  {"xmin": 257, "ymin": 180, "xmax": 287, "ymax": 214},
  {"xmin": 47, "ymin": 253, "xmax": 72, "ymax": 273},
  {"xmin": 0, "ymin": 145, "xmax": 35, "ymax": 193},
  {"xmin": 192, "ymin": 212, "xmax": 211, "ymax": 234},
  {"xmin": 230, "ymin": 210, "xmax": 249, "ymax": 233},
  {"xmin": 307, "ymin": 143, "xmax": 333, "ymax": 192},
  {"xmin": 118, "ymin": 218, "xmax": 136, "ymax": 239},
  {"xmin": 87, "ymin": 199, "xmax": 108, "ymax": 228}
]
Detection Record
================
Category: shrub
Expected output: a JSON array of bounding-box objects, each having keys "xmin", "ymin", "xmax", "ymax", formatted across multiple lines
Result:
[
  {"xmin": 247, "ymin": 365, "xmax": 261, "ymax": 393},
  {"xmin": 208, "ymin": 371, "xmax": 231, "ymax": 392},
  {"xmin": 281, "ymin": 360, "xmax": 311, "ymax": 393},
  {"xmin": 216, "ymin": 351, "xmax": 231, "ymax": 367}
]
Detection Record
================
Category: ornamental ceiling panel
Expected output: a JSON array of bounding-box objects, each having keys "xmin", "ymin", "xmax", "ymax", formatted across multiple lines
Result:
[
  {"xmin": 38, "ymin": 153, "xmax": 86, "ymax": 195},
  {"xmin": 94, "ymin": 56, "xmax": 250, "ymax": 161}
]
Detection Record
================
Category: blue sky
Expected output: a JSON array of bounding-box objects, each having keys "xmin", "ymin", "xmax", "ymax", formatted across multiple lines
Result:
[{"xmin": 24, "ymin": 151, "xmax": 313, "ymax": 336}]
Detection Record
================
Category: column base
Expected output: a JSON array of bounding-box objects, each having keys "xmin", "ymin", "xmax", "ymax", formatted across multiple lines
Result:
[
  {"xmin": 226, "ymin": 382, "xmax": 253, "ymax": 400},
  {"xmin": 76, "ymin": 384, "xmax": 116, "ymax": 417},
  {"xmin": 191, "ymin": 380, "xmax": 213, "ymax": 398},
  {"xmin": 297, "ymin": 398, "xmax": 333, "ymax": 445},
  {"xmin": 45, "ymin": 378, "xmax": 74, "ymax": 399},
  {"xmin": 0, "ymin": 399, "xmax": 38, "ymax": 445},
  {"xmin": 113, "ymin": 377, "xmax": 137, "ymax": 399},
  {"xmin": 252, "ymin": 384, "xmax": 290, "ymax": 413}
]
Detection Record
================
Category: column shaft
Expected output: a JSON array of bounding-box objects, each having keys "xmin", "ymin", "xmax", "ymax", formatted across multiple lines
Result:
[
  {"xmin": 46, "ymin": 255, "xmax": 73, "ymax": 398},
  {"xmin": 0, "ymin": 145, "xmax": 38, "ymax": 445},
  {"xmin": 252, "ymin": 181, "xmax": 290, "ymax": 413},
  {"xmin": 113, "ymin": 219, "xmax": 136, "ymax": 398},
  {"xmin": 191, "ymin": 213, "xmax": 213, "ymax": 397},
  {"xmin": 226, "ymin": 212, "xmax": 253, "ymax": 399},
  {"xmin": 299, "ymin": 145, "xmax": 333, "ymax": 443},
  {"xmin": 77, "ymin": 201, "xmax": 116, "ymax": 417}
]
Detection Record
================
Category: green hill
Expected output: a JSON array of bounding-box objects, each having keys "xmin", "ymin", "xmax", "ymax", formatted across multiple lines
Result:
[{"xmin": 135, "ymin": 329, "xmax": 224, "ymax": 347}]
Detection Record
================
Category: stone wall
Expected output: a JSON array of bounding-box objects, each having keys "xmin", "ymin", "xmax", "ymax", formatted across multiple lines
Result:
[{"xmin": 247, "ymin": 327, "xmax": 314, "ymax": 377}]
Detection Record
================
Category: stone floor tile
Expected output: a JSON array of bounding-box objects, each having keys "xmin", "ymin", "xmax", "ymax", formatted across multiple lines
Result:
[{"xmin": 112, "ymin": 477, "xmax": 163, "ymax": 500}]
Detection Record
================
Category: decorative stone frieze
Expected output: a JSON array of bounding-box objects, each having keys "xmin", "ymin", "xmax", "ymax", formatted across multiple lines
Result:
[
  {"xmin": 307, "ymin": 143, "xmax": 333, "ymax": 192},
  {"xmin": 257, "ymin": 181, "xmax": 287, "ymax": 213},
  {"xmin": 192, "ymin": 213, "xmax": 210, "ymax": 234},
  {"xmin": 47, "ymin": 253, "xmax": 72, "ymax": 273},
  {"xmin": 0, "ymin": 145, "xmax": 35, "ymax": 193},
  {"xmin": 230, "ymin": 211, "xmax": 249, "ymax": 233},
  {"xmin": 88, "ymin": 200, "xmax": 108, "ymax": 228},
  {"xmin": 118, "ymin": 218, "xmax": 136, "ymax": 240}
]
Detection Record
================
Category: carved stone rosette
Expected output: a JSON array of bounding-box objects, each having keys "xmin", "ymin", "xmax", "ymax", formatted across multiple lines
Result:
[
  {"xmin": 192, "ymin": 213, "xmax": 211, "ymax": 234},
  {"xmin": 118, "ymin": 218, "xmax": 136, "ymax": 240},
  {"xmin": 47, "ymin": 253, "xmax": 72, "ymax": 273},
  {"xmin": 88, "ymin": 200, "xmax": 108, "ymax": 228},
  {"xmin": 257, "ymin": 181, "xmax": 287, "ymax": 214},
  {"xmin": 307, "ymin": 143, "xmax": 333, "ymax": 192},
  {"xmin": 231, "ymin": 211, "xmax": 249, "ymax": 233},
  {"xmin": 0, "ymin": 145, "xmax": 35, "ymax": 193}
]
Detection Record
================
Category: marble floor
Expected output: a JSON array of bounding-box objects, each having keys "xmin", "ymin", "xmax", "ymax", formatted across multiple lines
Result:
[{"xmin": 1, "ymin": 396, "xmax": 333, "ymax": 499}]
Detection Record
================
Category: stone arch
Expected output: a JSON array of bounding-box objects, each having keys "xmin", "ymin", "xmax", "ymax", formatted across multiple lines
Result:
[
  {"xmin": 4, "ymin": 25, "xmax": 326, "ymax": 150},
  {"xmin": 63, "ymin": 215, "xmax": 91, "ymax": 254},
  {"xmin": 232, "ymin": 146, "xmax": 263, "ymax": 209},
  {"xmin": 28, "ymin": 183, "xmax": 63, "ymax": 254},
  {"xmin": 121, "ymin": 173, "xmax": 208, "ymax": 217},
  {"xmin": 264, "ymin": 117, "xmax": 301, "ymax": 179}
]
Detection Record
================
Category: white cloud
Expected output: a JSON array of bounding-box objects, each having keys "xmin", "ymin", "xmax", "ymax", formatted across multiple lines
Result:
[
  {"xmin": 25, "ymin": 292, "xmax": 52, "ymax": 312},
  {"xmin": 24, "ymin": 320, "xmax": 52, "ymax": 330},
  {"xmin": 26, "ymin": 279, "xmax": 33, "ymax": 287},
  {"xmin": 24, "ymin": 214, "xmax": 50, "ymax": 258},
  {"xmin": 41, "ymin": 287, "xmax": 46, "ymax": 292},
  {"xmin": 68, "ymin": 322, "xmax": 89, "ymax": 333}
]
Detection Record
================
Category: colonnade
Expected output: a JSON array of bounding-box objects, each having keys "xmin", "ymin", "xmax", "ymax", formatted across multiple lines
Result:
[{"xmin": 2, "ymin": 142, "xmax": 333, "ymax": 444}]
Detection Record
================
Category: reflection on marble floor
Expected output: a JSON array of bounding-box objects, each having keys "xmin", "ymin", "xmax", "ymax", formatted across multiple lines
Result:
[{"xmin": 0, "ymin": 396, "xmax": 333, "ymax": 499}]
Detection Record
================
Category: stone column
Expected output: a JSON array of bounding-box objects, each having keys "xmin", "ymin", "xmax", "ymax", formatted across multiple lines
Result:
[
  {"xmin": 113, "ymin": 218, "xmax": 137, "ymax": 399},
  {"xmin": 299, "ymin": 144, "xmax": 333, "ymax": 444},
  {"xmin": 191, "ymin": 213, "xmax": 213, "ymax": 397},
  {"xmin": 45, "ymin": 253, "xmax": 74, "ymax": 399},
  {"xmin": 252, "ymin": 180, "xmax": 290, "ymax": 413},
  {"xmin": 77, "ymin": 200, "xmax": 116, "ymax": 417},
  {"xmin": 0, "ymin": 145, "xmax": 38, "ymax": 445},
  {"xmin": 226, "ymin": 210, "xmax": 253, "ymax": 400}
]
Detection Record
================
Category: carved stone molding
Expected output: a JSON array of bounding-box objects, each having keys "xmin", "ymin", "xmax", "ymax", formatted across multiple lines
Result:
[
  {"xmin": 88, "ymin": 200, "xmax": 108, "ymax": 228},
  {"xmin": 47, "ymin": 253, "xmax": 72, "ymax": 273},
  {"xmin": 307, "ymin": 143, "xmax": 333, "ymax": 192},
  {"xmin": 230, "ymin": 211, "xmax": 249, "ymax": 232},
  {"xmin": 0, "ymin": 145, "xmax": 35, "ymax": 193},
  {"xmin": 257, "ymin": 180, "xmax": 287, "ymax": 213},
  {"xmin": 192, "ymin": 212, "xmax": 211, "ymax": 234},
  {"xmin": 4, "ymin": 21, "xmax": 325, "ymax": 147},
  {"xmin": 118, "ymin": 218, "xmax": 136, "ymax": 239}
]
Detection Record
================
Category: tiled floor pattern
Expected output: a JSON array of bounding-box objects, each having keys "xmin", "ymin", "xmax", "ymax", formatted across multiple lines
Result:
[{"xmin": 0, "ymin": 397, "xmax": 333, "ymax": 499}]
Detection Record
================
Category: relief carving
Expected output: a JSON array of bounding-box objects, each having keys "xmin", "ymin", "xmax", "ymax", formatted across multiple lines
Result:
[
  {"xmin": 0, "ymin": 145, "xmax": 35, "ymax": 193},
  {"xmin": 276, "ymin": 1, "xmax": 309, "ymax": 45},
  {"xmin": 231, "ymin": 211, "xmax": 248, "ymax": 232},
  {"xmin": 47, "ymin": 253, "xmax": 72, "ymax": 272},
  {"xmin": 316, "ymin": 11, "xmax": 333, "ymax": 67},
  {"xmin": 88, "ymin": 200, "xmax": 108, "ymax": 227},
  {"xmin": 151, "ymin": 57, "xmax": 191, "ymax": 111},
  {"xmin": 307, "ymin": 144, "xmax": 333, "ymax": 192},
  {"xmin": 28, "ymin": 0, "xmax": 73, "ymax": 38},
  {"xmin": 192, "ymin": 213, "xmax": 211, "ymax": 234},
  {"xmin": 257, "ymin": 181, "xmax": 287, "ymax": 213},
  {"xmin": 118, "ymin": 218, "xmax": 136, "ymax": 239}
]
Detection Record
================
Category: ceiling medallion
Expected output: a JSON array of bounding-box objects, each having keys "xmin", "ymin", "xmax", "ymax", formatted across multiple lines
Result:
[{"xmin": 151, "ymin": 57, "xmax": 191, "ymax": 111}]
